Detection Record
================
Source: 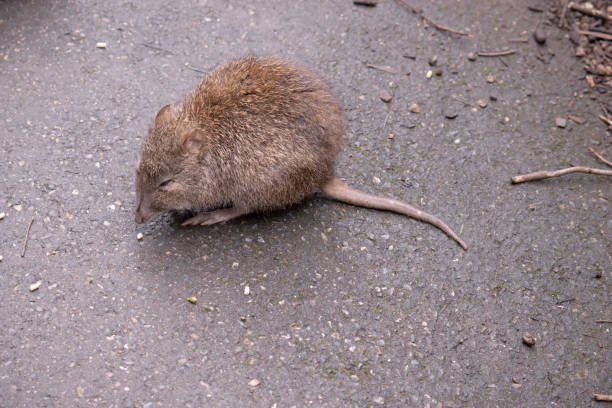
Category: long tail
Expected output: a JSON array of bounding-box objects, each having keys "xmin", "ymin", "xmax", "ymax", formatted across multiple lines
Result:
[{"xmin": 321, "ymin": 177, "xmax": 468, "ymax": 250}]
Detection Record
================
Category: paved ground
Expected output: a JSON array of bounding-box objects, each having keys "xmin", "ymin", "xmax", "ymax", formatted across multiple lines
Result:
[{"xmin": 1, "ymin": 0, "xmax": 610, "ymax": 407}]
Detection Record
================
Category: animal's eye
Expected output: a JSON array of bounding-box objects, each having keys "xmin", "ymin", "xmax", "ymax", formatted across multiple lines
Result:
[{"xmin": 158, "ymin": 179, "xmax": 173, "ymax": 188}]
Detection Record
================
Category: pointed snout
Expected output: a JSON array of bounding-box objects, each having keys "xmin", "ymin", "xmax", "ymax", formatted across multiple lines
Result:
[{"xmin": 134, "ymin": 206, "xmax": 155, "ymax": 224}]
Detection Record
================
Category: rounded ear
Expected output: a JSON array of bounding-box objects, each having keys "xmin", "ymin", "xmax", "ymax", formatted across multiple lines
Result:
[
  {"xmin": 180, "ymin": 129, "xmax": 207, "ymax": 155},
  {"xmin": 154, "ymin": 104, "xmax": 177, "ymax": 126}
]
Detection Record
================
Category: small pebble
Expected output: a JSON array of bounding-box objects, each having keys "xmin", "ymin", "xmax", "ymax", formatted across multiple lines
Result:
[
  {"xmin": 0, "ymin": 255, "xmax": 3, "ymax": 262},
  {"xmin": 477, "ymin": 99, "xmax": 488, "ymax": 108},
  {"xmin": 409, "ymin": 103, "xmax": 420, "ymax": 113},
  {"xmin": 96, "ymin": 42, "xmax": 107, "ymax": 49},
  {"xmin": 29, "ymin": 281, "xmax": 42, "ymax": 292},
  {"xmin": 0, "ymin": 212, "xmax": 5, "ymax": 220},
  {"xmin": 428, "ymin": 55, "xmax": 438, "ymax": 66},
  {"xmin": 372, "ymin": 176, "xmax": 381, "ymax": 184},
  {"xmin": 533, "ymin": 25, "xmax": 547, "ymax": 44},
  {"xmin": 136, "ymin": 232, "xmax": 144, "ymax": 240},
  {"xmin": 555, "ymin": 117, "xmax": 567, "ymax": 128},
  {"xmin": 486, "ymin": 74, "xmax": 496, "ymax": 83},
  {"xmin": 14, "ymin": 205, "xmax": 23, "ymax": 212},
  {"xmin": 445, "ymin": 111, "xmax": 458, "ymax": 119},
  {"xmin": 378, "ymin": 90, "xmax": 392, "ymax": 103},
  {"xmin": 467, "ymin": 52, "xmax": 476, "ymax": 61},
  {"xmin": 425, "ymin": 70, "xmax": 433, "ymax": 79},
  {"xmin": 522, "ymin": 333, "xmax": 536, "ymax": 346},
  {"xmin": 434, "ymin": 68, "xmax": 443, "ymax": 76},
  {"xmin": 244, "ymin": 285, "xmax": 250, "ymax": 296},
  {"xmin": 248, "ymin": 378, "xmax": 260, "ymax": 387},
  {"xmin": 575, "ymin": 46, "xmax": 585, "ymax": 57},
  {"xmin": 187, "ymin": 296, "xmax": 198, "ymax": 304},
  {"xmin": 489, "ymin": 95, "xmax": 498, "ymax": 101},
  {"xmin": 373, "ymin": 396, "xmax": 385, "ymax": 405}
]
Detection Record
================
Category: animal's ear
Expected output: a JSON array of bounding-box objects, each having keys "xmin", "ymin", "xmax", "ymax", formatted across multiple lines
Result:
[
  {"xmin": 180, "ymin": 129, "xmax": 207, "ymax": 155},
  {"xmin": 154, "ymin": 104, "xmax": 177, "ymax": 126}
]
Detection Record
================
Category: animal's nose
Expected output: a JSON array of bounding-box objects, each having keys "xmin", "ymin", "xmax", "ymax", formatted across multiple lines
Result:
[{"xmin": 134, "ymin": 211, "xmax": 144, "ymax": 224}]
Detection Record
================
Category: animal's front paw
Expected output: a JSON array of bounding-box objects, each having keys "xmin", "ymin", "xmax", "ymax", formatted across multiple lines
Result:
[{"xmin": 181, "ymin": 207, "xmax": 247, "ymax": 226}]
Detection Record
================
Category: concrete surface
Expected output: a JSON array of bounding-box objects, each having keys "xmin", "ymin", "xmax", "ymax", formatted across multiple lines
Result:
[{"xmin": 0, "ymin": 0, "xmax": 610, "ymax": 407}]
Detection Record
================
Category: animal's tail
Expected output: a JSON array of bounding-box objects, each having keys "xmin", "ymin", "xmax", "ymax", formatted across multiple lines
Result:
[{"xmin": 321, "ymin": 177, "xmax": 468, "ymax": 250}]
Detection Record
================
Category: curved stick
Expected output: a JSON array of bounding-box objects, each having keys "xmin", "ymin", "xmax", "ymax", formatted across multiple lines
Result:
[{"xmin": 512, "ymin": 166, "xmax": 612, "ymax": 184}]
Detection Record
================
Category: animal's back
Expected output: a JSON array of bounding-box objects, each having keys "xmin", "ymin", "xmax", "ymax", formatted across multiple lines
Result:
[{"xmin": 183, "ymin": 56, "xmax": 344, "ymax": 211}]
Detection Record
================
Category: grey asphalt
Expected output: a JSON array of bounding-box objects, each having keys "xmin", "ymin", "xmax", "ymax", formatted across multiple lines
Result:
[{"xmin": 1, "ymin": 0, "xmax": 610, "ymax": 407}]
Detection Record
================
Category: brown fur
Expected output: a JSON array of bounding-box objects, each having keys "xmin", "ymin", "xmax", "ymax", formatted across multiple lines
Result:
[
  {"xmin": 135, "ymin": 56, "xmax": 343, "ymax": 221},
  {"xmin": 135, "ymin": 56, "xmax": 467, "ymax": 250}
]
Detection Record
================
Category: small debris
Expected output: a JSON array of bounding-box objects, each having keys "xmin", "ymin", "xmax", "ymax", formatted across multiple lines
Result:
[
  {"xmin": 555, "ymin": 117, "xmax": 567, "ymax": 128},
  {"xmin": 366, "ymin": 64, "xmax": 398, "ymax": 74},
  {"xmin": 353, "ymin": 0, "xmax": 377, "ymax": 6},
  {"xmin": 533, "ymin": 24, "xmax": 547, "ymax": 44},
  {"xmin": 489, "ymin": 95, "xmax": 498, "ymax": 101},
  {"xmin": 373, "ymin": 396, "xmax": 385, "ymax": 405},
  {"xmin": 0, "ymin": 212, "xmax": 5, "ymax": 220},
  {"xmin": 0, "ymin": 255, "xmax": 3, "ymax": 262},
  {"xmin": 575, "ymin": 46, "xmax": 585, "ymax": 57},
  {"xmin": 388, "ymin": 134, "xmax": 394, "ymax": 139},
  {"xmin": 378, "ymin": 90, "xmax": 392, "ymax": 103},
  {"xmin": 486, "ymin": 74, "xmax": 496, "ymax": 83},
  {"xmin": 467, "ymin": 52, "xmax": 476, "ymax": 61},
  {"xmin": 425, "ymin": 70, "xmax": 433, "ymax": 79},
  {"xmin": 434, "ymin": 68, "xmax": 443, "ymax": 76},
  {"xmin": 409, "ymin": 103, "xmax": 420, "ymax": 113},
  {"xmin": 522, "ymin": 333, "xmax": 536, "ymax": 346},
  {"xmin": 244, "ymin": 285, "xmax": 250, "ymax": 296},
  {"xmin": 428, "ymin": 55, "xmax": 438, "ymax": 66},
  {"xmin": 567, "ymin": 114, "xmax": 585, "ymax": 124},
  {"xmin": 232, "ymin": 262, "xmax": 239, "ymax": 269},
  {"xmin": 96, "ymin": 42, "xmax": 107, "ymax": 49},
  {"xmin": 248, "ymin": 378, "xmax": 260, "ymax": 387},
  {"xmin": 512, "ymin": 377, "xmax": 520, "ymax": 384},
  {"xmin": 477, "ymin": 99, "xmax": 488, "ymax": 108},
  {"xmin": 585, "ymin": 75, "xmax": 595, "ymax": 88},
  {"xmin": 29, "ymin": 281, "xmax": 42, "ymax": 292},
  {"xmin": 594, "ymin": 394, "xmax": 612, "ymax": 402},
  {"xmin": 372, "ymin": 176, "xmax": 381, "ymax": 184},
  {"xmin": 445, "ymin": 111, "xmax": 458, "ymax": 119},
  {"xmin": 187, "ymin": 296, "xmax": 198, "ymax": 304},
  {"xmin": 136, "ymin": 232, "xmax": 144, "ymax": 241},
  {"xmin": 87, "ymin": 277, "xmax": 93, "ymax": 284}
]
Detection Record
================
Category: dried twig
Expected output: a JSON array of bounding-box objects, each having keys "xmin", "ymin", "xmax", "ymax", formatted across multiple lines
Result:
[
  {"xmin": 141, "ymin": 43, "xmax": 175, "ymax": 54},
  {"xmin": 594, "ymin": 394, "xmax": 612, "ymax": 402},
  {"xmin": 527, "ymin": 6, "xmax": 544, "ymax": 12},
  {"xmin": 588, "ymin": 147, "xmax": 612, "ymax": 167},
  {"xmin": 21, "ymin": 217, "xmax": 34, "ymax": 257},
  {"xmin": 478, "ymin": 50, "xmax": 517, "ymax": 57},
  {"xmin": 365, "ymin": 64, "xmax": 399, "ymax": 74},
  {"xmin": 567, "ymin": 114, "xmax": 585, "ymax": 124},
  {"xmin": 559, "ymin": 0, "xmax": 570, "ymax": 28},
  {"xmin": 595, "ymin": 320, "xmax": 612, "ymax": 323},
  {"xmin": 576, "ymin": 29, "xmax": 612, "ymax": 41},
  {"xmin": 599, "ymin": 115, "xmax": 612, "ymax": 126},
  {"xmin": 395, "ymin": 0, "xmax": 470, "ymax": 37},
  {"xmin": 569, "ymin": 2, "xmax": 612, "ymax": 22},
  {"xmin": 512, "ymin": 167, "xmax": 612, "ymax": 183}
]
